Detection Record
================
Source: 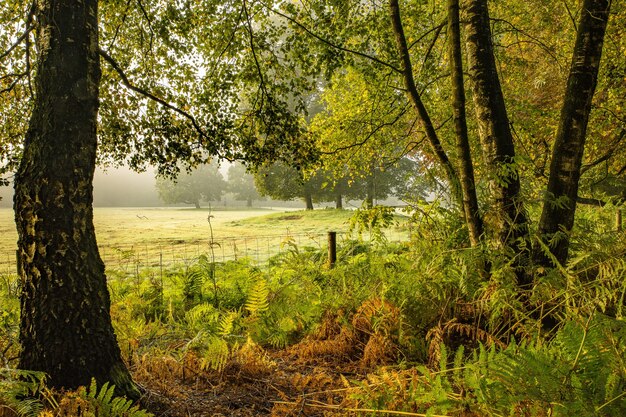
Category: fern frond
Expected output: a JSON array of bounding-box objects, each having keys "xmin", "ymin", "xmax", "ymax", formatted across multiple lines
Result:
[
  {"xmin": 218, "ymin": 311, "xmax": 238, "ymax": 336},
  {"xmin": 199, "ymin": 336, "xmax": 230, "ymax": 372},
  {"xmin": 245, "ymin": 277, "xmax": 269, "ymax": 315},
  {"xmin": 185, "ymin": 302, "xmax": 219, "ymax": 328},
  {"xmin": 61, "ymin": 378, "xmax": 154, "ymax": 417}
]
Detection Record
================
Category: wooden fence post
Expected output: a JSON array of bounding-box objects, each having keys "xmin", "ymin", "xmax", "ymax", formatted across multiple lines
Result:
[{"xmin": 328, "ymin": 231, "xmax": 337, "ymax": 268}]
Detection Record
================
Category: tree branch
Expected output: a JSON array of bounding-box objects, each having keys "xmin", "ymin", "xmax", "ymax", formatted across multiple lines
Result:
[
  {"xmin": 418, "ymin": 23, "xmax": 445, "ymax": 76},
  {"xmin": 106, "ymin": 0, "xmax": 133, "ymax": 53},
  {"xmin": 577, "ymin": 196, "xmax": 607, "ymax": 206},
  {"xmin": 408, "ymin": 20, "xmax": 447, "ymax": 52},
  {"xmin": 490, "ymin": 17, "xmax": 565, "ymax": 69},
  {"xmin": 581, "ymin": 128, "xmax": 626, "ymax": 174},
  {"xmin": 98, "ymin": 48, "xmax": 219, "ymax": 151},
  {"xmin": 0, "ymin": 7, "xmax": 34, "ymax": 63},
  {"xmin": 259, "ymin": 0, "xmax": 401, "ymax": 74}
]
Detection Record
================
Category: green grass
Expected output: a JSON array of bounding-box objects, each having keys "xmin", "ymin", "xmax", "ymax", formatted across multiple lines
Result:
[{"xmin": 0, "ymin": 207, "xmax": 407, "ymax": 272}]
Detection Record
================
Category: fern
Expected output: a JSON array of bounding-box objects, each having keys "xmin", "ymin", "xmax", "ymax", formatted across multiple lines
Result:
[
  {"xmin": 218, "ymin": 311, "xmax": 238, "ymax": 336},
  {"xmin": 65, "ymin": 379, "xmax": 152, "ymax": 417},
  {"xmin": 182, "ymin": 267, "xmax": 204, "ymax": 308},
  {"xmin": 198, "ymin": 336, "xmax": 230, "ymax": 372},
  {"xmin": 185, "ymin": 302, "xmax": 220, "ymax": 330},
  {"xmin": 0, "ymin": 368, "xmax": 47, "ymax": 417},
  {"xmin": 245, "ymin": 276, "xmax": 269, "ymax": 315}
]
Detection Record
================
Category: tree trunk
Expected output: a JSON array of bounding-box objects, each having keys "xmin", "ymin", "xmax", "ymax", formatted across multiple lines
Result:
[
  {"xmin": 14, "ymin": 0, "xmax": 138, "ymax": 398},
  {"xmin": 335, "ymin": 193, "xmax": 343, "ymax": 209},
  {"xmin": 388, "ymin": 0, "xmax": 462, "ymax": 205},
  {"xmin": 366, "ymin": 177, "xmax": 375, "ymax": 208},
  {"xmin": 448, "ymin": 0, "xmax": 483, "ymax": 248},
  {"xmin": 304, "ymin": 192, "xmax": 314, "ymax": 210},
  {"xmin": 194, "ymin": 200, "xmax": 201, "ymax": 209},
  {"xmin": 536, "ymin": 0, "xmax": 611, "ymax": 266},
  {"xmin": 464, "ymin": 0, "xmax": 530, "ymax": 285},
  {"xmin": 247, "ymin": 196, "xmax": 253, "ymax": 207}
]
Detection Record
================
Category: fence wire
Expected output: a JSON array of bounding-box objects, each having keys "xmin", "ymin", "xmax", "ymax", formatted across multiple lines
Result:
[{"xmin": 0, "ymin": 230, "xmax": 410, "ymax": 276}]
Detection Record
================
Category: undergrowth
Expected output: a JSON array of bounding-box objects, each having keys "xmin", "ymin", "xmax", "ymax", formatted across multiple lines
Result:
[{"xmin": 1, "ymin": 205, "xmax": 625, "ymax": 415}]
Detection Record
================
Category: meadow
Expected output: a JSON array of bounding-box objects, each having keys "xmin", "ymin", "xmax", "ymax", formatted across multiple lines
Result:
[{"xmin": 0, "ymin": 207, "xmax": 407, "ymax": 273}]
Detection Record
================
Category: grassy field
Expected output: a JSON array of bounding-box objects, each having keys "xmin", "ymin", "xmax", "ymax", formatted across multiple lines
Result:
[{"xmin": 0, "ymin": 207, "xmax": 406, "ymax": 273}]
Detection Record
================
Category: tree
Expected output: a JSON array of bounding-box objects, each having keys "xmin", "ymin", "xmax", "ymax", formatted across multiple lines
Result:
[
  {"xmin": 254, "ymin": 162, "xmax": 318, "ymax": 210},
  {"xmin": 227, "ymin": 163, "xmax": 263, "ymax": 207},
  {"xmin": 12, "ymin": 0, "xmax": 138, "ymax": 397},
  {"xmin": 3, "ymin": 0, "xmax": 315, "ymax": 395},
  {"xmin": 156, "ymin": 163, "xmax": 227, "ymax": 208},
  {"xmin": 447, "ymin": 0, "xmax": 483, "ymax": 247},
  {"xmin": 536, "ymin": 0, "xmax": 611, "ymax": 266},
  {"xmin": 273, "ymin": 0, "xmax": 618, "ymax": 275},
  {"xmin": 463, "ymin": 0, "xmax": 530, "ymax": 284}
]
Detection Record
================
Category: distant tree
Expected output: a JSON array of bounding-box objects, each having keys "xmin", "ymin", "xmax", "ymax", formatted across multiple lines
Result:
[
  {"xmin": 227, "ymin": 163, "xmax": 263, "ymax": 207},
  {"xmin": 335, "ymin": 158, "xmax": 426, "ymax": 208},
  {"xmin": 156, "ymin": 163, "xmax": 227, "ymax": 208},
  {"xmin": 254, "ymin": 162, "xmax": 324, "ymax": 210}
]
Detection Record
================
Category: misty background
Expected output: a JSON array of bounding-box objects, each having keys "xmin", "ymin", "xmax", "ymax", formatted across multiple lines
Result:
[
  {"xmin": 0, "ymin": 167, "xmax": 162, "ymax": 207},
  {"xmin": 0, "ymin": 165, "xmax": 310, "ymax": 208}
]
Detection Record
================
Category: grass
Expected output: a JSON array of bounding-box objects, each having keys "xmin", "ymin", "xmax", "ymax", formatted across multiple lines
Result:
[{"xmin": 0, "ymin": 207, "xmax": 407, "ymax": 273}]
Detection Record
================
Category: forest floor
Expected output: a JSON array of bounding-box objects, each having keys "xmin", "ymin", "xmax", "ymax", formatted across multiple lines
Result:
[
  {"xmin": 134, "ymin": 302, "xmax": 408, "ymax": 416},
  {"xmin": 137, "ymin": 345, "xmax": 366, "ymax": 416}
]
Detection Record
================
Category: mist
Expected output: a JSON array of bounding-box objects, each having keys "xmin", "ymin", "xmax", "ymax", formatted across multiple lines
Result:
[{"xmin": 0, "ymin": 167, "xmax": 161, "ymax": 207}]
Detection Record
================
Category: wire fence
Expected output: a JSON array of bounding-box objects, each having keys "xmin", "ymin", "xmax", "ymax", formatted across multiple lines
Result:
[{"xmin": 0, "ymin": 229, "xmax": 411, "ymax": 276}]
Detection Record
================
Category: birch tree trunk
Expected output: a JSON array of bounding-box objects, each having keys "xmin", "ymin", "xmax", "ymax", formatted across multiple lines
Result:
[
  {"xmin": 448, "ymin": 0, "xmax": 484, "ymax": 248},
  {"xmin": 536, "ymin": 0, "xmax": 611, "ymax": 266},
  {"xmin": 464, "ymin": 0, "xmax": 530, "ymax": 285}
]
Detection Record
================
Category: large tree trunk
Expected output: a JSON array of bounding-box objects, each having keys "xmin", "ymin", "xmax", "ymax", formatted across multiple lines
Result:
[
  {"xmin": 388, "ymin": 0, "xmax": 462, "ymax": 205},
  {"xmin": 464, "ymin": 0, "xmax": 530, "ymax": 285},
  {"xmin": 536, "ymin": 0, "xmax": 611, "ymax": 266},
  {"xmin": 448, "ymin": 0, "xmax": 483, "ymax": 248},
  {"xmin": 14, "ymin": 0, "xmax": 138, "ymax": 398}
]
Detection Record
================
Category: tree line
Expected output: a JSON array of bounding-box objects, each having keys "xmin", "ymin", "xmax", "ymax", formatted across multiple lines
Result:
[{"xmin": 157, "ymin": 158, "xmax": 425, "ymax": 209}]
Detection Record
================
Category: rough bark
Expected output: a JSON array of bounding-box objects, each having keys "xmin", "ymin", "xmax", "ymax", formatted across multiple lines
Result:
[
  {"xmin": 464, "ymin": 0, "xmax": 530, "ymax": 284},
  {"xmin": 388, "ymin": 0, "xmax": 461, "ymax": 205},
  {"xmin": 448, "ymin": 0, "xmax": 484, "ymax": 248},
  {"xmin": 536, "ymin": 0, "xmax": 611, "ymax": 266},
  {"xmin": 14, "ymin": 0, "xmax": 138, "ymax": 398}
]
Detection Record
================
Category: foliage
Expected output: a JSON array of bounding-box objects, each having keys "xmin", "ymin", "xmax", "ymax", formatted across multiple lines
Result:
[
  {"xmin": 155, "ymin": 162, "xmax": 227, "ymax": 208},
  {"xmin": 2, "ymin": 205, "xmax": 626, "ymax": 414},
  {"xmin": 226, "ymin": 163, "xmax": 263, "ymax": 207},
  {"xmin": 348, "ymin": 204, "xmax": 398, "ymax": 243},
  {"xmin": 53, "ymin": 379, "xmax": 152, "ymax": 417},
  {"xmin": 0, "ymin": 368, "xmax": 49, "ymax": 417},
  {"xmin": 354, "ymin": 316, "xmax": 626, "ymax": 417}
]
